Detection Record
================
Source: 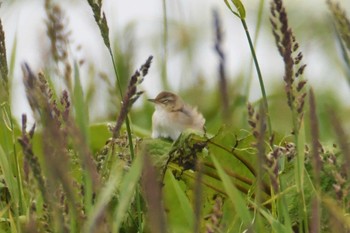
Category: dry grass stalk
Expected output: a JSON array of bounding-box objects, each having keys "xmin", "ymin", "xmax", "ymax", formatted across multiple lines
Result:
[
  {"xmin": 45, "ymin": 0, "xmax": 73, "ymax": 90},
  {"xmin": 309, "ymin": 89, "xmax": 322, "ymax": 185},
  {"xmin": 213, "ymin": 10, "xmax": 229, "ymax": 119},
  {"xmin": 327, "ymin": 0, "xmax": 350, "ymax": 50},
  {"xmin": 18, "ymin": 115, "xmax": 47, "ymax": 201},
  {"xmin": 87, "ymin": 0, "xmax": 110, "ymax": 48},
  {"xmin": 247, "ymin": 103, "xmax": 265, "ymax": 139},
  {"xmin": 45, "ymin": 0, "xmax": 70, "ymax": 63},
  {"xmin": 22, "ymin": 64, "xmax": 91, "ymax": 229},
  {"xmin": 0, "ymin": 19, "xmax": 8, "ymax": 90},
  {"xmin": 193, "ymin": 160, "xmax": 203, "ymax": 233},
  {"xmin": 255, "ymin": 105, "xmax": 266, "ymax": 206},
  {"xmin": 141, "ymin": 153, "xmax": 167, "ymax": 233},
  {"xmin": 270, "ymin": 0, "xmax": 307, "ymax": 124},
  {"xmin": 205, "ymin": 196, "xmax": 223, "ymax": 233},
  {"xmin": 112, "ymin": 55, "xmax": 153, "ymax": 138},
  {"xmin": 329, "ymin": 109, "xmax": 350, "ymax": 179},
  {"xmin": 309, "ymin": 88, "xmax": 321, "ymax": 233}
]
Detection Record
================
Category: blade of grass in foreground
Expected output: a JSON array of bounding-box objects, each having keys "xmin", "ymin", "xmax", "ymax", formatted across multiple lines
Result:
[
  {"xmin": 223, "ymin": 0, "xmax": 272, "ymax": 135},
  {"xmin": 0, "ymin": 145, "xmax": 20, "ymax": 231},
  {"xmin": 254, "ymin": 203, "xmax": 292, "ymax": 233},
  {"xmin": 112, "ymin": 155, "xmax": 143, "ymax": 232},
  {"xmin": 244, "ymin": 0, "xmax": 265, "ymax": 99},
  {"xmin": 166, "ymin": 170, "xmax": 194, "ymax": 230},
  {"xmin": 211, "ymin": 154, "xmax": 252, "ymax": 228},
  {"xmin": 85, "ymin": 160, "xmax": 124, "ymax": 233},
  {"xmin": 0, "ymin": 145, "xmax": 18, "ymax": 195},
  {"xmin": 73, "ymin": 62, "xmax": 89, "ymax": 142},
  {"xmin": 86, "ymin": 3, "xmax": 144, "ymax": 229},
  {"xmin": 72, "ymin": 62, "xmax": 94, "ymax": 218}
]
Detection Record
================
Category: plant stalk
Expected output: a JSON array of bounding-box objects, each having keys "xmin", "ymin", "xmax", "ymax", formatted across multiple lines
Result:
[{"xmin": 241, "ymin": 19, "xmax": 272, "ymax": 136}]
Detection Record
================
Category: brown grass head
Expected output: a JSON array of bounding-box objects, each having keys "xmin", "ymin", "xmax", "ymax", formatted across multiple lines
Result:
[
  {"xmin": 87, "ymin": 0, "xmax": 110, "ymax": 49},
  {"xmin": 327, "ymin": 0, "xmax": 350, "ymax": 50},
  {"xmin": 247, "ymin": 103, "xmax": 265, "ymax": 139},
  {"xmin": 0, "ymin": 19, "xmax": 8, "ymax": 94},
  {"xmin": 112, "ymin": 55, "xmax": 153, "ymax": 138},
  {"xmin": 213, "ymin": 9, "xmax": 229, "ymax": 119},
  {"xmin": 18, "ymin": 114, "xmax": 47, "ymax": 199},
  {"xmin": 270, "ymin": 0, "xmax": 308, "ymax": 122},
  {"xmin": 21, "ymin": 64, "xmax": 93, "ymax": 229},
  {"xmin": 45, "ymin": 0, "xmax": 73, "ymax": 89}
]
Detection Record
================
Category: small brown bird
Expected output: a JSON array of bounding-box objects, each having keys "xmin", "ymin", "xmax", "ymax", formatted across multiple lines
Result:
[{"xmin": 148, "ymin": 91, "xmax": 205, "ymax": 140}]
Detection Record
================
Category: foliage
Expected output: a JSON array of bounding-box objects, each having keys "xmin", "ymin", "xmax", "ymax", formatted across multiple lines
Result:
[{"xmin": 0, "ymin": 0, "xmax": 350, "ymax": 232}]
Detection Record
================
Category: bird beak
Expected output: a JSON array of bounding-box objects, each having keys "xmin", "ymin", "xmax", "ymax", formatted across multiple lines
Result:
[{"xmin": 148, "ymin": 98, "xmax": 156, "ymax": 103}]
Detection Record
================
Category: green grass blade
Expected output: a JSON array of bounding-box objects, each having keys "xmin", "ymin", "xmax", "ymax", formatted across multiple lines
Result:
[
  {"xmin": 277, "ymin": 176, "xmax": 294, "ymax": 233},
  {"xmin": 113, "ymin": 155, "xmax": 143, "ymax": 232},
  {"xmin": 295, "ymin": 120, "xmax": 305, "ymax": 193},
  {"xmin": 0, "ymin": 145, "xmax": 19, "ymax": 230},
  {"xmin": 166, "ymin": 170, "xmax": 194, "ymax": 229},
  {"xmin": 8, "ymin": 31, "xmax": 17, "ymax": 79},
  {"xmin": 211, "ymin": 154, "xmax": 252, "ymax": 227},
  {"xmin": 73, "ymin": 62, "xmax": 89, "ymax": 143},
  {"xmin": 0, "ymin": 146, "xmax": 18, "ymax": 204},
  {"xmin": 85, "ymin": 160, "xmax": 124, "ymax": 233},
  {"xmin": 259, "ymin": 207, "xmax": 291, "ymax": 233}
]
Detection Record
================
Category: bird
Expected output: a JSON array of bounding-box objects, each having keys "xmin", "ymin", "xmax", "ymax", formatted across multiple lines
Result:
[{"xmin": 148, "ymin": 91, "xmax": 205, "ymax": 140}]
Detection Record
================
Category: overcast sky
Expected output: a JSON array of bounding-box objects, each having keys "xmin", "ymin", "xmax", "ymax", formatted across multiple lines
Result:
[{"xmin": 1, "ymin": 0, "xmax": 350, "ymax": 123}]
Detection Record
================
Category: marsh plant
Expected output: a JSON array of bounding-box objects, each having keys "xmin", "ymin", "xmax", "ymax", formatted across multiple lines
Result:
[{"xmin": 0, "ymin": 0, "xmax": 350, "ymax": 232}]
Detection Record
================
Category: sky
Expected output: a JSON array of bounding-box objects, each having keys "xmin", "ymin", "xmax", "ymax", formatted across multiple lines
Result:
[{"xmin": 1, "ymin": 0, "xmax": 350, "ymax": 123}]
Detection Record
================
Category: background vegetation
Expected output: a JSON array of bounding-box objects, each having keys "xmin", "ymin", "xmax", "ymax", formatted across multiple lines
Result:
[{"xmin": 0, "ymin": 0, "xmax": 350, "ymax": 232}]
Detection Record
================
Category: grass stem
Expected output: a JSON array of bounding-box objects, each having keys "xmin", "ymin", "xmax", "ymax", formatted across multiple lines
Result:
[
  {"xmin": 241, "ymin": 19, "xmax": 272, "ymax": 136},
  {"xmin": 108, "ymin": 49, "xmax": 143, "ymax": 233},
  {"xmin": 161, "ymin": 0, "xmax": 169, "ymax": 90}
]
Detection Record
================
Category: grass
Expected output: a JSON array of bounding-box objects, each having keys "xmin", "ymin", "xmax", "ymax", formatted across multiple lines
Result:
[{"xmin": 0, "ymin": 0, "xmax": 350, "ymax": 232}]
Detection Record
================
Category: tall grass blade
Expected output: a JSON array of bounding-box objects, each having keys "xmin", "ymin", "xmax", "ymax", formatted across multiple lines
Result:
[
  {"xmin": 166, "ymin": 170, "xmax": 194, "ymax": 230},
  {"xmin": 85, "ymin": 160, "xmax": 124, "ymax": 233},
  {"xmin": 8, "ymin": 32, "xmax": 17, "ymax": 78},
  {"xmin": 0, "ymin": 145, "xmax": 19, "ymax": 231},
  {"xmin": 309, "ymin": 89, "xmax": 321, "ymax": 233},
  {"xmin": 211, "ymin": 154, "xmax": 252, "ymax": 228},
  {"xmin": 141, "ymin": 154, "xmax": 167, "ymax": 233},
  {"xmin": 73, "ymin": 62, "xmax": 89, "ymax": 142},
  {"xmin": 254, "ymin": 203, "xmax": 292, "ymax": 233},
  {"xmin": 161, "ymin": 0, "xmax": 169, "ymax": 90},
  {"xmin": 112, "ymin": 155, "xmax": 143, "ymax": 232},
  {"xmin": 0, "ymin": 146, "xmax": 19, "ymax": 204},
  {"xmin": 277, "ymin": 176, "xmax": 293, "ymax": 232},
  {"xmin": 244, "ymin": 0, "xmax": 265, "ymax": 98}
]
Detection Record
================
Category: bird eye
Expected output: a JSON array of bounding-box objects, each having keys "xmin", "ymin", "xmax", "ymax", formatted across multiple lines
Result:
[{"xmin": 162, "ymin": 99, "xmax": 169, "ymax": 104}]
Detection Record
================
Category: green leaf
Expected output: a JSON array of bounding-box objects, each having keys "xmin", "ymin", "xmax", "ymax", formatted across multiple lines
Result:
[
  {"xmin": 223, "ymin": 0, "xmax": 240, "ymax": 18},
  {"xmin": 232, "ymin": 0, "xmax": 246, "ymax": 19},
  {"xmin": 163, "ymin": 170, "xmax": 194, "ymax": 232},
  {"xmin": 211, "ymin": 154, "xmax": 253, "ymax": 227},
  {"xmin": 223, "ymin": 0, "xmax": 246, "ymax": 19},
  {"xmin": 89, "ymin": 123, "xmax": 112, "ymax": 151}
]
